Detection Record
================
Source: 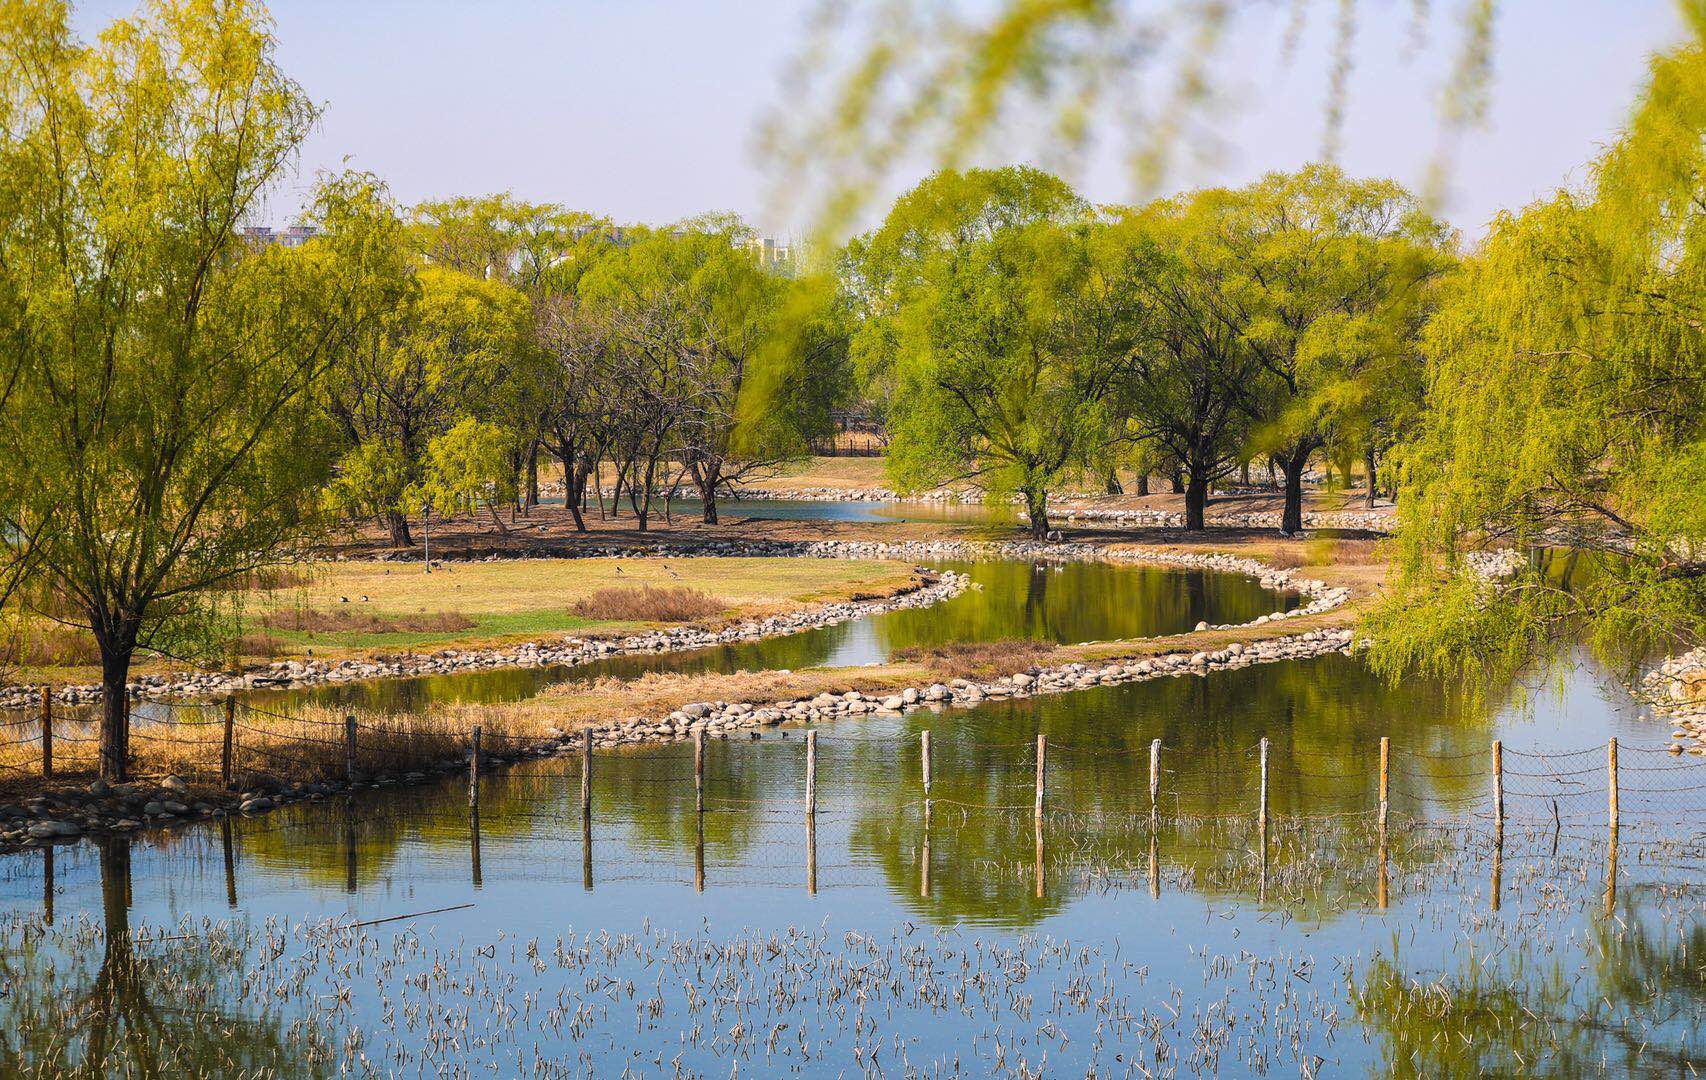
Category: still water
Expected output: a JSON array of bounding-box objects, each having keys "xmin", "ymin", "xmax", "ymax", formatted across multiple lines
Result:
[
  {"xmin": 240, "ymin": 559, "xmax": 1298, "ymax": 716},
  {"xmin": 1, "ymin": 559, "xmax": 1701, "ymax": 1075},
  {"xmin": 541, "ymin": 495, "xmax": 998, "ymax": 524}
]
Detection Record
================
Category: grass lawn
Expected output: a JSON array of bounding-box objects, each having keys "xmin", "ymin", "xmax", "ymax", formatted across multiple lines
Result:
[{"xmin": 238, "ymin": 556, "xmax": 919, "ymax": 657}]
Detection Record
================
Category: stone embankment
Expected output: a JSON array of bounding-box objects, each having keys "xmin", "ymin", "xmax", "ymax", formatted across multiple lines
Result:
[
  {"xmin": 0, "ymin": 541, "xmax": 1355, "ymax": 851},
  {"xmin": 1052, "ymin": 506, "xmax": 1392, "ymax": 533},
  {"xmin": 2, "ymin": 538, "xmax": 1344, "ymax": 710},
  {"xmin": 0, "ymin": 567, "xmax": 969, "ymax": 711},
  {"xmin": 0, "ymin": 628, "xmax": 1356, "ymax": 853},
  {"xmin": 1642, "ymin": 647, "xmax": 1706, "ymax": 756}
]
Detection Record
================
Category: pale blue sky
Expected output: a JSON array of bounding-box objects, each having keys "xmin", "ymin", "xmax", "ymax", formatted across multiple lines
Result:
[{"xmin": 76, "ymin": 2, "xmax": 1687, "ymax": 237}]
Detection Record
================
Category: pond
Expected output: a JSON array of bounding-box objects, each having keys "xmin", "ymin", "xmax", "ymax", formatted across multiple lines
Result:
[
  {"xmin": 2, "ymin": 646, "xmax": 1700, "ymax": 1075},
  {"xmin": 223, "ymin": 558, "xmax": 1300, "ymax": 716},
  {"xmin": 540, "ymin": 494, "xmax": 1000, "ymax": 524}
]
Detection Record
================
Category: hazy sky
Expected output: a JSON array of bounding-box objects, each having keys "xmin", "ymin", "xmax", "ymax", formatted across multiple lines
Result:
[{"xmin": 75, "ymin": 2, "xmax": 1687, "ymax": 238}]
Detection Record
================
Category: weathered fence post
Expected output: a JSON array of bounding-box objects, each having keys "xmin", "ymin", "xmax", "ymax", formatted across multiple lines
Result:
[
  {"xmin": 1149, "ymin": 739, "xmax": 1161, "ymax": 824},
  {"xmin": 920, "ymin": 730, "xmax": 932, "ymax": 800},
  {"xmin": 1378, "ymin": 736, "xmax": 1390, "ymax": 832},
  {"xmin": 805, "ymin": 729, "xmax": 817, "ymax": 818},
  {"xmin": 1492, "ymin": 739, "xmax": 1504, "ymax": 833},
  {"xmin": 694, "ymin": 727, "xmax": 705, "ymax": 814},
  {"xmin": 39, "ymin": 687, "xmax": 52, "ymax": 779},
  {"xmin": 345, "ymin": 715, "xmax": 358, "ymax": 785},
  {"xmin": 468, "ymin": 725, "xmax": 482, "ymax": 807},
  {"xmin": 1258, "ymin": 737, "xmax": 1270, "ymax": 833},
  {"xmin": 581, "ymin": 730, "xmax": 593, "ymax": 818},
  {"xmin": 221, "ymin": 697, "xmax": 235, "ymax": 789},
  {"xmin": 1607, "ymin": 737, "xmax": 1619, "ymax": 832},
  {"xmin": 1034, "ymin": 733, "xmax": 1047, "ymax": 819}
]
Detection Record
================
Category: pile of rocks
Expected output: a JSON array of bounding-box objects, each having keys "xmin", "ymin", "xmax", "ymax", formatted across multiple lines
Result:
[
  {"xmin": 1641, "ymin": 647, "xmax": 1706, "ymax": 755},
  {"xmin": 567, "ymin": 628, "xmax": 1357, "ymax": 750},
  {"xmin": 0, "ymin": 568, "xmax": 969, "ymax": 710}
]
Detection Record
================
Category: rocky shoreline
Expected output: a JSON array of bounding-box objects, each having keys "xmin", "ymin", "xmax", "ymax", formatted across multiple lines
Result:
[
  {"xmin": 1642, "ymin": 647, "xmax": 1706, "ymax": 756},
  {"xmin": 0, "ymin": 540, "xmax": 1353, "ymax": 852},
  {"xmin": 4, "ymin": 539, "xmax": 1339, "ymax": 711}
]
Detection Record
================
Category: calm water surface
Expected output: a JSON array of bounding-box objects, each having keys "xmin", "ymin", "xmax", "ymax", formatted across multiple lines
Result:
[
  {"xmin": 2, "ymin": 561, "xmax": 1702, "ymax": 1076},
  {"xmin": 233, "ymin": 558, "xmax": 1297, "ymax": 716}
]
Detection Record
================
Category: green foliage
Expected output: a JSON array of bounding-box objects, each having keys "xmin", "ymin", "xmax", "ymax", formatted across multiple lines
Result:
[
  {"xmin": 1372, "ymin": 24, "xmax": 1706, "ymax": 680},
  {"xmin": 849, "ymin": 167, "xmax": 1123, "ymax": 535},
  {"xmin": 0, "ymin": 0, "xmax": 397, "ymax": 774},
  {"xmin": 413, "ymin": 418, "xmax": 518, "ymax": 522}
]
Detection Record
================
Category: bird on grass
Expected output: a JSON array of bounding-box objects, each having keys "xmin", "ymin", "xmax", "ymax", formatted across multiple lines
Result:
[
  {"xmin": 664, "ymin": 564, "xmax": 680, "ymax": 579},
  {"xmin": 614, "ymin": 565, "xmax": 624, "ymax": 575}
]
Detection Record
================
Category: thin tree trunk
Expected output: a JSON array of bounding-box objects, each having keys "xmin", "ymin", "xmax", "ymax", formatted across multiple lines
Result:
[
  {"xmin": 525, "ymin": 442, "xmax": 540, "ymax": 512},
  {"xmin": 1365, "ymin": 446, "xmax": 1378, "ymax": 509},
  {"xmin": 1136, "ymin": 474, "xmax": 1150, "ymax": 497},
  {"xmin": 1280, "ymin": 451, "xmax": 1308, "ymax": 535},
  {"xmin": 1024, "ymin": 486, "xmax": 1050, "ymax": 539},
  {"xmin": 1170, "ymin": 471, "xmax": 1185, "ymax": 495},
  {"xmin": 1104, "ymin": 468, "xmax": 1123, "ymax": 496},
  {"xmin": 486, "ymin": 498, "xmax": 510, "ymax": 535}
]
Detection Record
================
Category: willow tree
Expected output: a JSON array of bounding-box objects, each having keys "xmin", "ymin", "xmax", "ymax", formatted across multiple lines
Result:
[
  {"xmin": 1368, "ymin": 13, "xmax": 1706, "ymax": 682},
  {"xmin": 849, "ymin": 167, "xmax": 1131, "ymax": 536},
  {"xmin": 1209, "ymin": 167, "xmax": 1452, "ymax": 534},
  {"xmin": 0, "ymin": 1, "xmax": 397, "ymax": 779}
]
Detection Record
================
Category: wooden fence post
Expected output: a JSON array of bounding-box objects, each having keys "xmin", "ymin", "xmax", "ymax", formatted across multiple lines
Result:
[
  {"xmin": 1258, "ymin": 737, "xmax": 1270, "ymax": 833},
  {"xmin": 221, "ymin": 697, "xmax": 235, "ymax": 789},
  {"xmin": 1378, "ymin": 736, "xmax": 1390, "ymax": 832},
  {"xmin": 1034, "ymin": 733, "xmax": 1046, "ymax": 819},
  {"xmin": 1149, "ymin": 739, "xmax": 1160, "ymax": 824},
  {"xmin": 1607, "ymin": 737, "xmax": 1618, "ymax": 832},
  {"xmin": 920, "ymin": 730, "xmax": 932, "ymax": 800},
  {"xmin": 468, "ymin": 725, "xmax": 481, "ymax": 807},
  {"xmin": 344, "ymin": 716, "xmax": 357, "ymax": 784},
  {"xmin": 1492, "ymin": 740, "xmax": 1504, "ymax": 833},
  {"xmin": 805, "ymin": 729, "xmax": 817, "ymax": 818},
  {"xmin": 694, "ymin": 728, "xmax": 705, "ymax": 814},
  {"xmin": 581, "ymin": 730, "xmax": 593, "ymax": 818},
  {"xmin": 39, "ymin": 688, "xmax": 52, "ymax": 780}
]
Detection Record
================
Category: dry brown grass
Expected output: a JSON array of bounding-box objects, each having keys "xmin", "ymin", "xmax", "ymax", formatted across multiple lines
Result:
[
  {"xmin": 891, "ymin": 639, "xmax": 1061, "ymax": 679},
  {"xmin": 0, "ymin": 702, "xmax": 545, "ymax": 793},
  {"xmin": 0, "ymin": 624, "xmax": 101, "ymax": 667},
  {"xmin": 256, "ymin": 608, "xmax": 477, "ymax": 634},
  {"xmin": 569, "ymin": 586, "xmax": 725, "ymax": 622}
]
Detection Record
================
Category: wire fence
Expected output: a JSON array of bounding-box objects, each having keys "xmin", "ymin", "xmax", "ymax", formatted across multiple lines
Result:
[{"xmin": 3, "ymin": 691, "xmax": 1703, "ymax": 845}]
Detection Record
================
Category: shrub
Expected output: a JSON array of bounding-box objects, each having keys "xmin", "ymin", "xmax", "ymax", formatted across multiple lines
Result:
[
  {"xmin": 570, "ymin": 586, "xmax": 725, "ymax": 622},
  {"xmin": 893, "ymin": 639, "xmax": 1060, "ymax": 679}
]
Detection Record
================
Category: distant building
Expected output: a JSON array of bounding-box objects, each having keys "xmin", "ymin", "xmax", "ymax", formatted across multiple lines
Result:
[
  {"xmin": 241, "ymin": 224, "xmax": 319, "ymax": 249},
  {"xmin": 748, "ymin": 235, "xmax": 793, "ymax": 269}
]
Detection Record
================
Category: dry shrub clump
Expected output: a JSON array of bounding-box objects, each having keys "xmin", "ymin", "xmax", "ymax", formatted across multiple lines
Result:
[
  {"xmin": 570, "ymin": 586, "xmax": 725, "ymax": 622},
  {"xmin": 256, "ymin": 609, "xmax": 477, "ymax": 635},
  {"xmin": 892, "ymin": 639, "xmax": 1060, "ymax": 679},
  {"xmin": 0, "ymin": 623, "xmax": 101, "ymax": 666},
  {"xmin": 1265, "ymin": 538, "xmax": 1385, "ymax": 570}
]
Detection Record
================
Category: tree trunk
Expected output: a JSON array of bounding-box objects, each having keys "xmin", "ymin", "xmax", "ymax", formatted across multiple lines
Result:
[
  {"xmin": 1240, "ymin": 460, "xmax": 1251, "ymax": 486},
  {"xmin": 385, "ymin": 509, "xmax": 412, "ymax": 548},
  {"xmin": 1136, "ymin": 474, "xmax": 1149, "ymax": 497},
  {"xmin": 1279, "ymin": 453, "xmax": 1307, "ymax": 535},
  {"xmin": 486, "ymin": 499, "xmax": 509, "ymax": 535},
  {"xmin": 1024, "ymin": 487, "xmax": 1050, "ymax": 540},
  {"xmin": 692, "ymin": 463, "xmax": 721, "ymax": 524},
  {"xmin": 525, "ymin": 443, "xmax": 540, "ymax": 512},
  {"xmin": 1104, "ymin": 468, "xmax": 1123, "ymax": 496},
  {"xmin": 96, "ymin": 629, "xmax": 136, "ymax": 782},
  {"xmin": 1170, "ymin": 471, "xmax": 1185, "ymax": 495},
  {"xmin": 1184, "ymin": 472, "xmax": 1208, "ymax": 531},
  {"xmin": 1365, "ymin": 446, "xmax": 1378, "ymax": 509}
]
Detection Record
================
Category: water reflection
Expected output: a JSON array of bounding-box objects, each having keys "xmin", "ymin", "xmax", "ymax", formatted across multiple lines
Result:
[{"xmin": 224, "ymin": 559, "xmax": 1297, "ymax": 717}]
